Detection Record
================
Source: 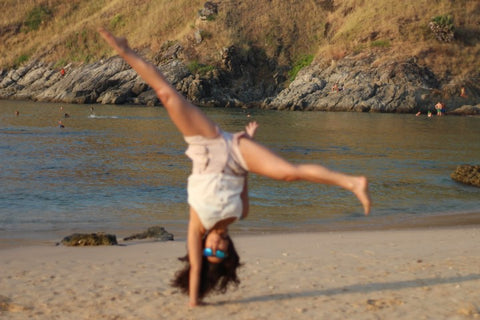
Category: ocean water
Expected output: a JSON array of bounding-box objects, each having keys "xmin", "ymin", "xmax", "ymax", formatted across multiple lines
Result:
[{"xmin": 1, "ymin": 100, "xmax": 479, "ymax": 245}]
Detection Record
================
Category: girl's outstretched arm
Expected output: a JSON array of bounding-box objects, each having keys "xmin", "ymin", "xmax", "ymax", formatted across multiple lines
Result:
[
  {"xmin": 245, "ymin": 121, "xmax": 258, "ymax": 139},
  {"xmin": 240, "ymin": 121, "xmax": 258, "ymax": 220},
  {"xmin": 98, "ymin": 27, "xmax": 218, "ymax": 138}
]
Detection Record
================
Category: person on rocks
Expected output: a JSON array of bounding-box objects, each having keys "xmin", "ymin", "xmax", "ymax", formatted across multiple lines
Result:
[
  {"xmin": 98, "ymin": 27, "xmax": 371, "ymax": 308},
  {"xmin": 435, "ymin": 101, "xmax": 446, "ymax": 116}
]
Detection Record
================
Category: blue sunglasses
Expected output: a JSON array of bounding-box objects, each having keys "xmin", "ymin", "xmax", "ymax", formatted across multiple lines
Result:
[{"xmin": 203, "ymin": 248, "xmax": 228, "ymax": 259}]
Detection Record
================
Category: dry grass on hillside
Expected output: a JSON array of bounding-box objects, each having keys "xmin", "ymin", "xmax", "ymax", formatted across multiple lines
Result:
[
  {"xmin": 177, "ymin": 0, "xmax": 330, "ymax": 67},
  {"xmin": 0, "ymin": 0, "xmax": 478, "ymax": 78},
  {"xmin": 319, "ymin": 0, "xmax": 480, "ymax": 74},
  {"xmin": 0, "ymin": 0, "xmax": 205, "ymax": 67}
]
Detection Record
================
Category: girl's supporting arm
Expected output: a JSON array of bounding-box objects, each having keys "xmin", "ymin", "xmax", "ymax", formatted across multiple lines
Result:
[{"xmin": 187, "ymin": 209, "xmax": 205, "ymax": 307}]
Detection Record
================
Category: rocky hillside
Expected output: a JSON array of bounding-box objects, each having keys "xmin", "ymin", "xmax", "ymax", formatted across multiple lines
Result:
[{"xmin": 0, "ymin": 0, "xmax": 479, "ymax": 113}]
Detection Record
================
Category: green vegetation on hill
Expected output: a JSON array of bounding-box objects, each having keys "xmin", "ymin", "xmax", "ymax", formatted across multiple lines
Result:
[{"xmin": 0, "ymin": 0, "xmax": 478, "ymax": 79}]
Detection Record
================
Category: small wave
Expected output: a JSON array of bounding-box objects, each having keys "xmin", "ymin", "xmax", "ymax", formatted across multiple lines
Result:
[
  {"xmin": 88, "ymin": 115, "xmax": 120, "ymax": 119},
  {"xmin": 0, "ymin": 128, "xmax": 30, "ymax": 134}
]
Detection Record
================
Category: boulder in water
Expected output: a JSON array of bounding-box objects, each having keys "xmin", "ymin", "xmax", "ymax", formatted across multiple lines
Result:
[{"xmin": 451, "ymin": 165, "xmax": 480, "ymax": 188}]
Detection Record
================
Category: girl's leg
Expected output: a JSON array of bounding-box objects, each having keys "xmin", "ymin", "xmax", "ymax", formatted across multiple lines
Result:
[
  {"xmin": 238, "ymin": 138, "xmax": 371, "ymax": 215},
  {"xmin": 98, "ymin": 28, "xmax": 218, "ymax": 138}
]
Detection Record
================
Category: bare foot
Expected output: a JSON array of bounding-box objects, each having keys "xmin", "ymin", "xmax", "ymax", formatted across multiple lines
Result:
[{"xmin": 352, "ymin": 176, "xmax": 371, "ymax": 215}]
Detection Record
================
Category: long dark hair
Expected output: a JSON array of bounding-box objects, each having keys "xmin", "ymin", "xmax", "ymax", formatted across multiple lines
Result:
[{"xmin": 171, "ymin": 235, "xmax": 241, "ymax": 299}]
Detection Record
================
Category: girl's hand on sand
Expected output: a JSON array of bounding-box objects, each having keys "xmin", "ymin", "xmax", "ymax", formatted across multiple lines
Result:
[
  {"xmin": 189, "ymin": 300, "xmax": 208, "ymax": 308},
  {"xmin": 245, "ymin": 121, "xmax": 258, "ymax": 139},
  {"xmin": 98, "ymin": 27, "xmax": 130, "ymax": 55}
]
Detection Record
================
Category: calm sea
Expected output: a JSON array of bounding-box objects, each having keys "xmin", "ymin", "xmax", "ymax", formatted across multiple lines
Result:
[{"xmin": 1, "ymin": 100, "xmax": 479, "ymax": 246}]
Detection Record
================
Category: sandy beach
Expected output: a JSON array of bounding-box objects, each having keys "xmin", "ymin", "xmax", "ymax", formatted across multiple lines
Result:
[{"xmin": 1, "ymin": 227, "xmax": 480, "ymax": 320}]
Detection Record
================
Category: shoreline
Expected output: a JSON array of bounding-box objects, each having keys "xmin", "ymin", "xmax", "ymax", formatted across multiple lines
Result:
[
  {"xmin": 2, "ymin": 226, "xmax": 480, "ymax": 319},
  {"xmin": 1, "ymin": 210, "xmax": 479, "ymax": 250}
]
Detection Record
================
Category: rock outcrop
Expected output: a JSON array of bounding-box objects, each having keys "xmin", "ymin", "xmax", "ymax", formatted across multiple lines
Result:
[
  {"xmin": 262, "ymin": 54, "xmax": 480, "ymax": 114},
  {"xmin": 1, "ymin": 49, "xmax": 479, "ymax": 114}
]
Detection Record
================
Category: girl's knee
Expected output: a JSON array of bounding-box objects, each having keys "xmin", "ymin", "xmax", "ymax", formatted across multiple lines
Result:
[{"xmin": 277, "ymin": 165, "xmax": 300, "ymax": 181}]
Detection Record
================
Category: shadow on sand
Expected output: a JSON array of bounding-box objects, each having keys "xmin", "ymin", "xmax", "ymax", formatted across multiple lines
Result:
[{"xmin": 215, "ymin": 273, "xmax": 480, "ymax": 305}]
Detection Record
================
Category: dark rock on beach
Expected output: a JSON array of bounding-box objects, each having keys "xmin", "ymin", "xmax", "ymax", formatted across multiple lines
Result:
[
  {"xmin": 123, "ymin": 226, "xmax": 174, "ymax": 241},
  {"xmin": 60, "ymin": 233, "xmax": 118, "ymax": 246},
  {"xmin": 451, "ymin": 165, "xmax": 480, "ymax": 188}
]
